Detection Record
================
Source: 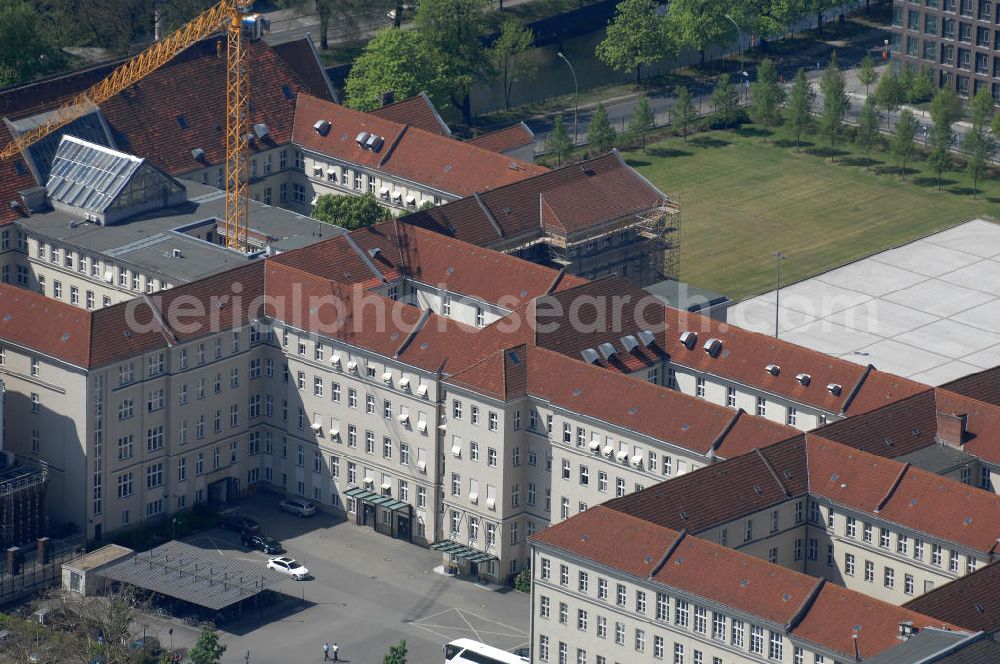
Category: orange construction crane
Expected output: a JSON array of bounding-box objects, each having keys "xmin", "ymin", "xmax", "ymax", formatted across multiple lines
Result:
[{"xmin": 0, "ymin": 0, "xmax": 261, "ymax": 252}]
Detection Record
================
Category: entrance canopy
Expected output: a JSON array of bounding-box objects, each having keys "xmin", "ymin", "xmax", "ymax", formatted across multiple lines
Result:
[
  {"xmin": 99, "ymin": 540, "xmax": 288, "ymax": 611},
  {"xmin": 344, "ymin": 486, "xmax": 410, "ymax": 512},
  {"xmin": 431, "ymin": 540, "xmax": 497, "ymax": 564}
]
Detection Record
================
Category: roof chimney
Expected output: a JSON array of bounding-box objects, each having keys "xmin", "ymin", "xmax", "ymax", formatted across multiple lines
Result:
[
  {"xmin": 381, "ymin": 91, "xmax": 395, "ymax": 107},
  {"xmin": 935, "ymin": 411, "xmax": 968, "ymax": 448},
  {"xmin": 18, "ymin": 187, "xmax": 48, "ymax": 214},
  {"xmin": 898, "ymin": 620, "xmax": 915, "ymax": 640}
]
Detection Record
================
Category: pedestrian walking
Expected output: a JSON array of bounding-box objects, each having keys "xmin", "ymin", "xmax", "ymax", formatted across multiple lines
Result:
[
  {"xmin": 323, "ymin": 642, "xmax": 330, "ymax": 661},
  {"xmin": 332, "ymin": 642, "xmax": 340, "ymax": 662}
]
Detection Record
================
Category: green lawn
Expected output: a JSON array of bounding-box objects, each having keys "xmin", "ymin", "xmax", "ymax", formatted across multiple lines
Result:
[{"xmin": 620, "ymin": 127, "xmax": 1000, "ymax": 301}]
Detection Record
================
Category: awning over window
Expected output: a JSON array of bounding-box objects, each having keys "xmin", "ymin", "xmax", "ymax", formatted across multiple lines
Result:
[
  {"xmin": 344, "ymin": 486, "xmax": 410, "ymax": 512},
  {"xmin": 430, "ymin": 540, "xmax": 496, "ymax": 563}
]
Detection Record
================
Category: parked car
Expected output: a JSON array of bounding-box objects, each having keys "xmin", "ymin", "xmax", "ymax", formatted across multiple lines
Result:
[
  {"xmin": 266, "ymin": 556, "xmax": 309, "ymax": 580},
  {"xmin": 242, "ymin": 532, "xmax": 283, "ymax": 554},
  {"xmin": 219, "ymin": 514, "xmax": 260, "ymax": 533},
  {"xmin": 128, "ymin": 636, "xmax": 162, "ymax": 656},
  {"xmin": 278, "ymin": 498, "xmax": 316, "ymax": 517}
]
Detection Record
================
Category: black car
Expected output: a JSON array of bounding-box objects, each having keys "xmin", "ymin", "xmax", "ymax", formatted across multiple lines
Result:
[
  {"xmin": 242, "ymin": 532, "xmax": 283, "ymax": 554},
  {"xmin": 219, "ymin": 514, "xmax": 260, "ymax": 533}
]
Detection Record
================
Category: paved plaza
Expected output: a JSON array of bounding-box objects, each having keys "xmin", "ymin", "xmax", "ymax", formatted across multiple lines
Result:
[
  {"xmin": 731, "ymin": 218, "xmax": 1000, "ymax": 385},
  {"xmin": 128, "ymin": 494, "xmax": 529, "ymax": 663}
]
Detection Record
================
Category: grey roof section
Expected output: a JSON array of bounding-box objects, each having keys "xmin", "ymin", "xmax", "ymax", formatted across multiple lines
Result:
[
  {"xmin": 644, "ymin": 278, "xmax": 730, "ymax": 312},
  {"xmin": 864, "ymin": 628, "xmax": 988, "ymax": 664},
  {"xmin": 927, "ymin": 637, "xmax": 1000, "ymax": 663},
  {"xmin": 46, "ymin": 136, "xmax": 142, "ymax": 213},
  {"xmin": 6, "ymin": 108, "xmax": 115, "ymax": 184},
  {"xmin": 99, "ymin": 540, "xmax": 289, "ymax": 610},
  {"xmin": 898, "ymin": 443, "xmax": 976, "ymax": 475},
  {"xmin": 17, "ymin": 180, "xmax": 342, "ymax": 285}
]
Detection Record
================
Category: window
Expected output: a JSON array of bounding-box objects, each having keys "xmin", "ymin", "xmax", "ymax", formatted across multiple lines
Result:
[
  {"xmin": 884, "ymin": 567, "xmax": 895, "ymax": 589},
  {"xmin": 932, "ymin": 544, "xmax": 943, "ymax": 566},
  {"xmin": 864, "ymin": 560, "xmax": 875, "ymax": 582},
  {"xmin": 616, "ymin": 477, "xmax": 625, "ymax": 497},
  {"xmin": 696, "ymin": 377, "xmax": 705, "ymax": 397},
  {"xmin": 768, "ymin": 633, "xmax": 783, "ymax": 661},
  {"xmin": 598, "ymin": 471, "xmax": 607, "ymax": 493},
  {"xmin": 675, "ymin": 600, "xmax": 688, "ymax": 627},
  {"xmin": 634, "ymin": 629, "xmax": 645, "ymax": 653},
  {"xmin": 770, "ymin": 509, "xmax": 780, "ymax": 533},
  {"xmin": 577, "ymin": 609, "xmax": 588, "ymax": 631},
  {"xmin": 616, "ymin": 583, "xmax": 626, "ymax": 606},
  {"xmin": 726, "ymin": 386, "xmax": 736, "ymax": 407},
  {"xmin": 562, "ymin": 459, "xmax": 571, "ymax": 480},
  {"xmin": 558, "ymin": 603, "xmax": 568, "ymax": 624},
  {"xmin": 846, "ymin": 516, "xmax": 856, "ymax": 537},
  {"xmin": 539, "ymin": 595, "xmax": 550, "ymax": 618},
  {"xmin": 756, "ymin": 396, "xmax": 766, "ymax": 416},
  {"xmin": 488, "ymin": 447, "xmax": 497, "ymax": 467},
  {"xmin": 845, "ymin": 553, "xmax": 856, "ymax": 576},
  {"xmin": 597, "ymin": 616, "xmax": 607, "ymax": 639},
  {"xmin": 949, "ymin": 549, "xmax": 960, "ymax": 572},
  {"xmin": 750, "ymin": 626, "xmax": 764, "ymax": 655},
  {"xmin": 731, "ymin": 620, "xmax": 744, "ymax": 648},
  {"xmin": 744, "ymin": 518, "xmax": 753, "ymax": 542},
  {"xmin": 905, "ymin": 573, "xmax": 915, "ymax": 595},
  {"xmin": 579, "ymin": 466, "xmax": 589, "ymax": 486},
  {"xmin": 489, "ymin": 411, "xmax": 498, "ymax": 431},
  {"xmin": 863, "ymin": 522, "xmax": 873, "ymax": 543},
  {"xmin": 693, "ymin": 605, "xmax": 706, "ymax": 633}
]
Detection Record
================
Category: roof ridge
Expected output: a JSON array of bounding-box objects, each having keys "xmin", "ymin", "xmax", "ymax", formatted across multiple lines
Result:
[
  {"xmin": 874, "ymin": 462, "xmax": 910, "ymax": 514},
  {"xmin": 755, "ymin": 447, "xmax": 792, "ymax": 498},
  {"xmin": 840, "ymin": 363, "xmax": 874, "ymax": 415},
  {"xmin": 786, "ymin": 576, "xmax": 826, "ymax": 632},
  {"xmin": 473, "ymin": 192, "xmax": 505, "ymax": 239},
  {"xmin": 709, "ymin": 408, "xmax": 743, "ymax": 458},
  {"xmin": 545, "ymin": 269, "xmax": 566, "ymax": 295},
  {"xmin": 141, "ymin": 293, "xmax": 178, "ymax": 347},
  {"xmin": 342, "ymin": 231, "xmax": 386, "ymax": 284},
  {"xmin": 395, "ymin": 307, "xmax": 431, "ymax": 358},
  {"xmin": 648, "ymin": 529, "xmax": 687, "ymax": 579},
  {"xmin": 378, "ymin": 123, "xmax": 408, "ymax": 167}
]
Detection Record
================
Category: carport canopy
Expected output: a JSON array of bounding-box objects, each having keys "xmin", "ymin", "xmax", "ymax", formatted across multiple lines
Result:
[
  {"xmin": 99, "ymin": 540, "xmax": 289, "ymax": 611},
  {"xmin": 430, "ymin": 540, "xmax": 497, "ymax": 564}
]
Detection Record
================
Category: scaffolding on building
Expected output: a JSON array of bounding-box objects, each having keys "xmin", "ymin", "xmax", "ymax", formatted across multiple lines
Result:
[
  {"xmin": 0, "ymin": 458, "xmax": 48, "ymax": 551},
  {"xmin": 637, "ymin": 195, "xmax": 681, "ymax": 283}
]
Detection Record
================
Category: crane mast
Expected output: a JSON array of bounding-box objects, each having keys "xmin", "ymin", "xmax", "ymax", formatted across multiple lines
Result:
[{"xmin": 0, "ymin": 0, "xmax": 256, "ymax": 252}]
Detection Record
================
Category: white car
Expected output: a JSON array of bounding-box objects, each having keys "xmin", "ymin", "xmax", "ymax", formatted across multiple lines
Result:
[{"xmin": 267, "ymin": 556, "xmax": 309, "ymax": 580}]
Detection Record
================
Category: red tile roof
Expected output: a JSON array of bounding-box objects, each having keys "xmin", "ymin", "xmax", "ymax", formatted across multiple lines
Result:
[
  {"xmin": 466, "ymin": 122, "xmax": 534, "ymax": 153},
  {"xmin": 0, "ymin": 284, "xmax": 92, "ymax": 367},
  {"xmin": 533, "ymin": 506, "xmax": 962, "ymax": 660},
  {"xmin": 941, "ymin": 366, "xmax": 1000, "ymax": 407},
  {"xmin": 904, "ymin": 560, "xmax": 1000, "ymax": 634},
  {"xmin": 370, "ymin": 92, "xmax": 451, "ymax": 136},
  {"xmin": 292, "ymin": 94, "xmax": 545, "ymax": 198},
  {"xmin": 402, "ymin": 151, "xmax": 666, "ymax": 247},
  {"xmin": 0, "ymin": 124, "xmax": 37, "ymax": 224},
  {"xmin": 270, "ymin": 36, "xmax": 338, "ymax": 101}
]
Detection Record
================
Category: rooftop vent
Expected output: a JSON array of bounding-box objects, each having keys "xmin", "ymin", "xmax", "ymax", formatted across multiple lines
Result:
[
  {"xmin": 171, "ymin": 249, "xmax": 183, "ymax": 259},
  {"xmin": 796, "ymin": 373, "xmax": 811, "ymax": 386},
  {"xmin": 620, "ymin": 335, "xmax": 639, "ymax": 353},
  {"xmin": 191, "ymin": 148, "xmax": 205, "ymax": 161},
  {"xmin": 638, "ymin": 330, "xmax": 656, "ymax": 347},
  {"xmin": 367, "ymin": 134, "xmax": 384, "ymax": 151},
  {"xmin": 313, "ymin": 120, "xmax": 331, "ymax": 136},
  {"xmin": 703, "ymin": 338, "xmax": 722, "ymax": 357},
  {"xmin": 679, "ymin": 331, "xmax": 697, "ymax": 350},
  {"xmin": 765, "ymin": 364, "xmax": 780, "ymax": 376},
  {"xmin": 580, "ymin": 348, "xmax": 600, "ymax": 364},
  {"xmin": 355, "ymin": 131, "xmax": 371, "ymax": 147},
  {"xmin": 368, "ymin": 247, "xmax": 381, "ymax": 259},
  {"xmin": 827, "ymin": 383, "xmax": 842, "ymax": 396},
  {"xmin": 598, "ymin": 342, "xmax": 617, "ymax": 361},
  {"xmin": 252, "ymin": 123, "xmax": 270, "ymax": 140},
  {"xmin": 898, "ymin": 621, "xmax": 915, "ymax": 640}
]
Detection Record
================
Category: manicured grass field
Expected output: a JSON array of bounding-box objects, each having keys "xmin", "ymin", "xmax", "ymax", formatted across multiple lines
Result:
[{"xmin": 620, "ymin": 126, "xmax": 1000, "ymax": 301}]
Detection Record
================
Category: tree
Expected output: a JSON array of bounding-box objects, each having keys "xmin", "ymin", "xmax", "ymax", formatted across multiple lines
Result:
[
  {"xmin": 749, "ymin": 58, "xmax": 785, "ymax": 141},
  {"xmin": 0, "ymin": 1, "xmax": 62, "ymax": 86},
  {"xmin": 710, "ymin": 74, "xmax": 740, "ymax": 130},
  {"xmin": 384, "ymin": 640, "xmax": 408, "ymax": 664},
  {"xmin": 664, "ymin": 0, "xmax": 731, "ymax": 65},
  {"xmin": 596, "ymin": 0, "xmax": 672, "ymax": 83},
  {"xmin": 891, "ymin": 108, "xmax": 918, "ymax": 178},
  {"xmin": 188, "ymin": 627, "xmax": 227, "ymax": 664},
  {"xmin": 673, "ymin": 85, "xmax": 697, "ymax": 142},
  {"xmin": 874, "ymin": 70, "xmax": 905, "ymax": 130},
  {"xmin": 628, "ymin": 94, "xmax": 655, "ymax": 151},
  {"xmin": 415, "ymin": 0, "xmax": 492, "ymax": 124},
  {"xmin": 549, "ymin": 114, "xmax": 573, "ymax": 165},
  {"xmin": 968, "ymin": 86, "xmax": 995, "ymax": 199},
  {"xmin": 818, "ymin": 52, "xmax": 850, "ymax": 157},
  {"xmin": 490, "ymin": 19, "xmax": 536, "ymax": 111},
  {"xmin": 344, "ymin": 28, "xmax": 441, "ymax": 111},
  {"xmin": 907, "ymin": 66, "xmax": 935, "ymax": 103},
  {"xmin": 855, "ymin": 96, "xmax": 879, "ymax": 171},
  {"xmin": 313, "ymin": 193, "xmax": 392, "ymax": 230},
  {"xmin": 514, "ymin": 567, "xmax": 532, "ymax": 592},
  {"xmin": 927, "ymin": 88, "xmax": 960, "ymax": 188},
  {"xmin": 587, "ymin": 103, "xmax": 617, "ymax": 153},
  {"xmin": 785, "ymin": 68, "xmax": 815, "ymax": 151},
  {"xmin": 274, "ymin": 0, "xmax": 387, "ymax": 50},
  {"xmin": 858, "ymin": 53, "xmax": 879, "ymax": 96}
]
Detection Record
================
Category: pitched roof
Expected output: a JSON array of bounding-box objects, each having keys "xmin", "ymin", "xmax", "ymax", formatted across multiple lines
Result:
[
  {"xmin": 402, "ymin": 150, "xmax": 666, "ymax": 247},
  {"xmin": 904, "ymin": 560, "xmax": 1000, "ymax": 634},
  {"xmin": 0, "ymin": 123, "xmax": 38, "ymax": 224},
  {"xmin": 2, "ymin": 36, "xmax": 323, "ymax": 178},
  {"xmin": 941, "ymin": 366, "xmax": 1000, "ymax": 407},
  {"xmin": 270, "ymin": 36, "xmax": 338, "ymax": 102},
  {"xmin": 370, "ymin": 92, "xmax": 451, "ymax": 136},
  {"xmin": 466, "ymin": 122, "xmax": 534, "ymax": 153},
  {"xmin": 0, "ymin": 284, "xmax": 92, "ymax": 367},
  {"xmin": 532, "ymin": 506, "xmax": 961, "ymax": 660},
  {"xmin": 292, "ymin": 94, "xmax": 544, "ymax": 198}
]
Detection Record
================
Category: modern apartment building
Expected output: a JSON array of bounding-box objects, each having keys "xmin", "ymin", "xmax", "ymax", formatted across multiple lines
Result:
[{"xmin": 891, "ymin": 0, "xmax": 1000, "ymax": 99}]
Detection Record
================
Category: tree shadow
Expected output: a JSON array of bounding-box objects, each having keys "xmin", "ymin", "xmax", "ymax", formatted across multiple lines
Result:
[
  {"xmin": 646, "ymin": 147, "xmax": 693, "ymax": 158},
  {"xmin": 948, "ymin": 186, "xmax": 977, "ymax": 196},
  {"xmin": 804, "ymin": 146, "xmax": 849, "ymax": 160},
  {"xmin": 986, "ymin": 196, "xmax": 1000, "ymax": 204},
  {"xmin": 837, "ymin": 156, "xmax": 883, "ymax": 168},
  {"xmin": 774, "ymin": 138, "xmax": 814, "ymax": 149},
  {"xmin": 734, "ymin": 126, "xmax": 769, "ymax": 139},
  {"xmin": 688, "ymin": 135, "xmax": 731, "ymax": 149},
  {"xmin": 912, "ymin": 176, "xmax": 956, "ymax": 188},
  {"xmin": 626, "ymin": 159, "xmax": 652, "ymax": 167}
]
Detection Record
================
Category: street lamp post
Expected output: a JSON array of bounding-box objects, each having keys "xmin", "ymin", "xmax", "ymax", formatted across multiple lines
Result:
[
  {"xmin": 557, "ymin": 52, "xmax": 579, "ymax": 144},
  {"xmin": 724, "ymin": 14, "xmax": 745, "ymax": 77},
  {"xmin": 774, "ymin": 252, "xmax": 786, "ymax": 338}
]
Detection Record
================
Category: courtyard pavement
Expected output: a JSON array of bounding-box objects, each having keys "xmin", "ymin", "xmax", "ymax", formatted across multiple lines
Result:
[{"xmin": 730, "ymin": 218, "xmax": 1000, "ymax": 386}]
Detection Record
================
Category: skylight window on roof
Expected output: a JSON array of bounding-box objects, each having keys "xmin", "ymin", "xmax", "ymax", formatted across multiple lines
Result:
[
  {"xmin": 176, "ymin": 115, "xmax": 189, "ymax": 129},
  {"xmin": 282, "ymin": 84, "xmax": 294, "ymax": 101},
  {"xmin": 508, "ymin": 351, "xmax": 521, "ymax": 364},
  {"xmin": 14, "ymin": 162, "xmax": 26, "ymax": 176}
]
